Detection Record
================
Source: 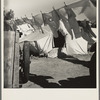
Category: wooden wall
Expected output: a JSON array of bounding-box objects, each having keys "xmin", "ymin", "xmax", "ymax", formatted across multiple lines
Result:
[{"xmin": 4, "ymin": 31, "xmax": 19, "ymax": 88}]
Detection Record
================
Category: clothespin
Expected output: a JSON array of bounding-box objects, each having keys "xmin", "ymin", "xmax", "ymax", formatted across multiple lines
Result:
[
  {"xmin": 52, "ymin": 6, "xmax": 56, "ymax": 11},
  {"xmin": 21, "ymin": 17, "xmax": 23, "ymax": 20},
  {"xmin": 31, "ymin": 13, "xmax": 33, "ymax": 17},
  {"xmin": 31, "ymin": 13, "xmax": 35, "ymax": 19},
  {"xmin": 40, "ymin": 10, "xmax": 42, "ymax": 14},
  {"xmin": 64, "ymin": 2, "xmax": 69, "ymax": 8},
  {"xmin": 25, "ymin": 15, "xmax": 28, "ymax": 19},
  {"xmin": 21, "ymin": 17, "xmax": 25, "ymax": 23},
  {"xmin": 40, "ymin": 10, "xmax": 45, "ymax": 25},
  {"xmin": 64, "ymin": 2, "xmax": 66, "ymax": 6}
]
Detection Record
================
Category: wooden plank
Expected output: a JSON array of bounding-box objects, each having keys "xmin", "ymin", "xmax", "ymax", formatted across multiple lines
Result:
[
  {"xmin": 4, "ymin": 31, "xmax": 15, "ymax": 88},
  {"xmin": 23, "ymin": 41, "xmax": 30, "ymax": 82},
  {"xmin": 12, "ymin": 31, "xmax": 19, "ymax": 88}
]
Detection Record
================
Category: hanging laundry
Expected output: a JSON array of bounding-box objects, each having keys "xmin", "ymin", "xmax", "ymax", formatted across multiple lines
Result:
[
  {"xmin": 83, "ymin": 20, "xmax": 96, "ymax": 38},
  {"xmin": 42, "ymin": 12, "xmax": 59, "ymax": 38},
  {"xmin": 22, "ymin": 17, "xmax": 34, "ymax": 28},
  {"xmin": 32, "ymin": 14, "xmax": 44, "ymax": 33},
  {"xmin": 81, "ymin": 26, "xmax": 95, "ymax": 45},
  {"xmin": 68, "ymin": 0, "xmax": 96, "ymax": 23},
  {"xmin": 64, "ymin": 6, "xmax": 81, "ymax": 38},
  {"xmin": 51, "ymin": 9, "xmax": 60, "ymax": 29},
  {"xmin": 58, "ymin": 20, "xmax": 88, "ymax": 55},
  {"xmin": 58, "ymin": 7, "xmax": 73, "ymax": 39},
  {"xmin": 33, "ymin": 14, "xmax": 44, "ymax": 26},
  {"xmin": 15, "ymin": 18, "xmax": 24, "ymax": 25}
]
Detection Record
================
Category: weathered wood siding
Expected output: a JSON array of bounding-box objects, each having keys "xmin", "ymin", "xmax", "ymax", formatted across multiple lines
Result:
[{"xmin": 4, "ymin": 31, "xmax": 19, "ymax": 88}]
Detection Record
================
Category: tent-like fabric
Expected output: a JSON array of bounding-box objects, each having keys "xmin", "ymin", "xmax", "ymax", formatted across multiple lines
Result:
[
  {"xmin": 58, "ymin": 19, "xmax": 88, "ymax": 55},
  {"xmin": 65, "ymin": 37, "xmax": 88, "ymax": 55},
  {"xmin": 19, "ymin": 25, "xmax": 54, "ymax": 54}
]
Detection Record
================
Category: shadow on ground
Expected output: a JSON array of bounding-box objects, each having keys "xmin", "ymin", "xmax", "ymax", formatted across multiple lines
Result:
[
  {"xmin": 28, "ymin": 74, "xmax": 96, "ymax": 88},
  {"xmin": 29, "ymin": 74, "xmax": 60, "ymax": 88},
  {"xmin": 62, "ymin": 57, "xmax": 90, "ymax": 68},
  {"xmin": 20, "ymin": 53, "xmax": 96, "ymax": 88},
  {"xmin": 58, "ymin": 49, "xmax": 91, "ymax": 68},
  {"xmin": 58, "ymin": 49, "xmax": 90, "ymax": 68},
  {"xmin": 59, "ymin": 76, "xmax": 96, "ymax": 88}
]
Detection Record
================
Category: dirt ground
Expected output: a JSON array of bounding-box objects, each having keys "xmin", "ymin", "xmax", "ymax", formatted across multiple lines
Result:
[{"xmin": 20, "ymin": 53, "xmax": 96, "ymax": 88}]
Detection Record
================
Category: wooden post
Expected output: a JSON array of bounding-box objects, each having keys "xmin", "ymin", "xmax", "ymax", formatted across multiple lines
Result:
[
  {"xmin": 4, "ymin": 31, "xmax": 19, "ymax": 88},
  {"xmin": 4, "ymin": 31, "xmax": 15, "ymax": 88},
  {"xmin": 12, "ymin": 31, "xmax": 19, "ymax": 88},
  {"xmin": 23, "ymin": 41, "xmax": 30, "ymax": 82}
]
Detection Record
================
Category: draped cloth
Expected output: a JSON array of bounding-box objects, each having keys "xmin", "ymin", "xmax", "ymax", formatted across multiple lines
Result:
[
  {"xmin": 42, "ymin": 13, "xmax": 59, "ymax": 38},
  {"xmin": 19, "ymin": 25, "xmax": 54, "ymax": 54},
  {"xmin": 58, "ymin": 19, "xmax": 88, "ymax": 55},
  {"xmin": 32, "ymin": 14, "xmax": 44, "ymax": 32},
  {"xmin": 68, "ymin": 0, "xmax": 96, "ymax": 23},
  {"xmin": 64, "ymin": 6, "xmax": 81, "ymax": 38},
  {"xmin": 58, "ymin": 8, "xmax": 73, "ymax": 39}
]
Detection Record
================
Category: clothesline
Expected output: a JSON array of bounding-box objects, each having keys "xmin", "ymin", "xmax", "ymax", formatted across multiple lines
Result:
[{"xmin": 14, "ymin": 0, "xmax": 89, "ymax": 20}]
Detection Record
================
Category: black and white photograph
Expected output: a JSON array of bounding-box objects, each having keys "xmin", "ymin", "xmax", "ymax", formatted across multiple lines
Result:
[{"xmin": 3, "ymin": 0, "xmax": 97, "ymax": 90}]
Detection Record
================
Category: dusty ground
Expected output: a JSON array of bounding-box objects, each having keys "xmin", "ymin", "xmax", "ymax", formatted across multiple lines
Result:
[{"xmin": 20, "ymin": 53, "xmax": 96, "ymax": 88}]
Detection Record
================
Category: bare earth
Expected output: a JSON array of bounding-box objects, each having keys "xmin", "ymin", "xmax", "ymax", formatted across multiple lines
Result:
[{"xmin": 20, "ymin": 53, "xmax": 95, "ymax": 88}]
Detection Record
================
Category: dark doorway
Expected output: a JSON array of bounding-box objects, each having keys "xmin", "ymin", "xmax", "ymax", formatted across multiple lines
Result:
[{"xmin": 54, "ymin": 30, "xmax": 65, "ymax": 47}]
